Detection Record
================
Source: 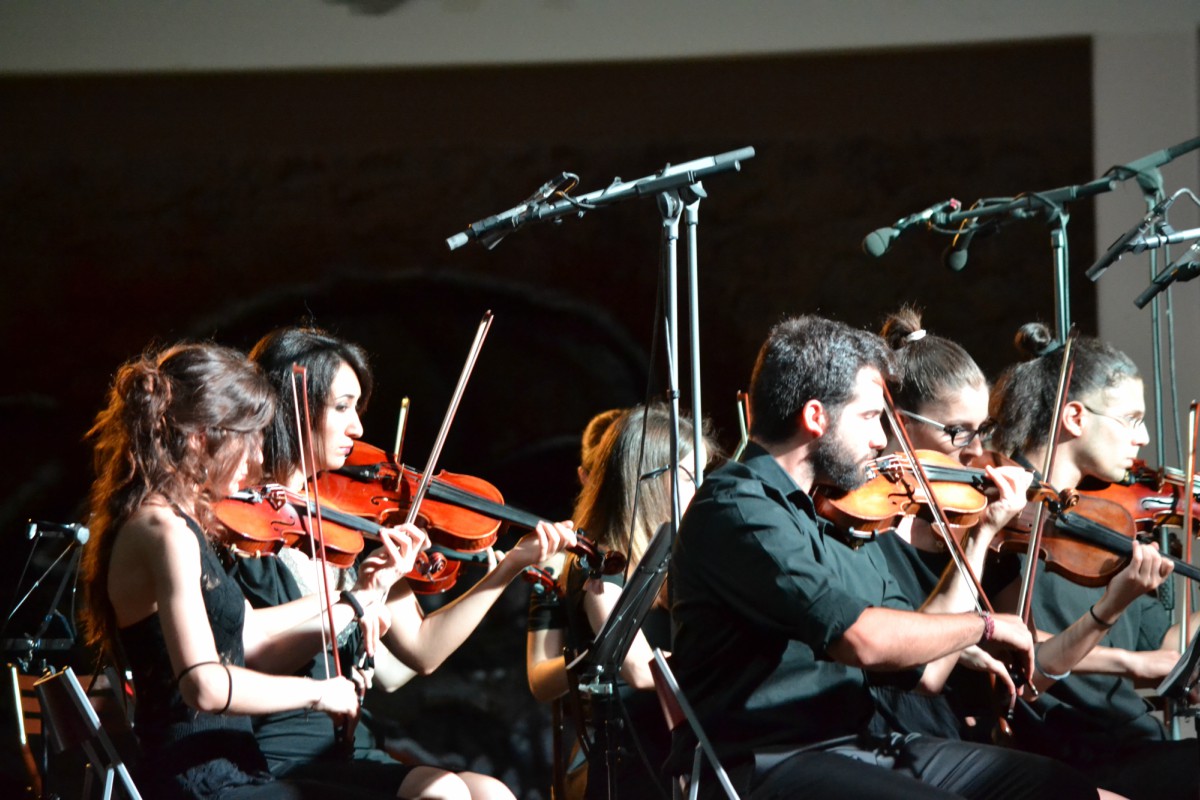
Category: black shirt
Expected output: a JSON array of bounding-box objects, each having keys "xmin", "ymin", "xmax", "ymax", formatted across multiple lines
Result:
[
  {"xmin": 668, "ymin": 443, "xmax": 913, "ymax": 770},
  {"xmin": 1016, "ymin": 560, "xmax": 1170, "ymax": 763}
]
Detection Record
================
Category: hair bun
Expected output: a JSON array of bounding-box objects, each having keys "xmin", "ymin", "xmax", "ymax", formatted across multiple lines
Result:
[
  {"xmin": 1013, "ymin": 322, "xmax": 1058, "ymax": 360},
  {"xmin": 881, "ymin": 305, "xmax": 925, "ymax": 350}
]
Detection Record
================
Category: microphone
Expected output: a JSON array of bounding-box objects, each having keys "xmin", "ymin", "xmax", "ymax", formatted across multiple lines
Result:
[
  {"xmin": 942, "ymin": 223, "xmax": 977, "ymax": 272},
  {"xmin": 26, "ymin": 520, "xmax": 90, "ymax": 544},
  {"xmin": 1134, "ymin": 241, "xmax": 1200, "ymax": 309},
  {"xmin": 446, "ymin": 173, "xmax": 573, "ymax": 251},
  {"xmin": 1086, "ymin": 197, "xmax": 1173, "ymax": 281},
  {"xmin": 862, "ymin": 198, "xmax": 960, "ymax": 257}
]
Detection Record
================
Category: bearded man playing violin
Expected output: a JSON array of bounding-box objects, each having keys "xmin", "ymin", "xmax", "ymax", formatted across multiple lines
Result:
[
  {"xmin": 667, "ymin": 314, "xmax": 1103, "ymax": 800},
  {"xmin": 988, "ymin": 322, "xmax": 1199, "ymax": 800}
]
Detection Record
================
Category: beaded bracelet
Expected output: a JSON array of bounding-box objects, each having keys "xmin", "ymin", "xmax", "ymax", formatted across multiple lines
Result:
[{"xmin": 977, "ymin": 610, "xmax": 994, "ymax": 644}]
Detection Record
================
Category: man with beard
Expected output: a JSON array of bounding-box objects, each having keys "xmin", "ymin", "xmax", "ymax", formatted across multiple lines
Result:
[{"xmin": 667, "ymin": 315, "xmax": 1103, "ymax": 800}]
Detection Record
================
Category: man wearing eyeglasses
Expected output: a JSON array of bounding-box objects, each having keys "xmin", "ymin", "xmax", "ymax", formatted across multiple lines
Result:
[{"xmin": 989, "ymin": 322, "xmax": 1199, "ymax": 800}]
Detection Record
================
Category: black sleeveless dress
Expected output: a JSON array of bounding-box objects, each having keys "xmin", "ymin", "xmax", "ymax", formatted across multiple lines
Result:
[
  {"xmin": 118, "ymin": 512, "xmax": 393, "ymax": 800},
  {"xmin": 119, "ymin": 512, "xmax": 273, "ymax": 799}
]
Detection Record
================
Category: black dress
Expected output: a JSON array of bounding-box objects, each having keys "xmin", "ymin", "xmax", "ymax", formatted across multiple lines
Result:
[{"xmin": 118, "ymin": 511, "xmax": 390, "ymax": 800}]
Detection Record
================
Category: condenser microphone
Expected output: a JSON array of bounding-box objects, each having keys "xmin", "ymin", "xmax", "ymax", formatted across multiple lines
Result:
[{"xmin": 862, "ymin": 198, "xmax": 960, "ymax": 257}]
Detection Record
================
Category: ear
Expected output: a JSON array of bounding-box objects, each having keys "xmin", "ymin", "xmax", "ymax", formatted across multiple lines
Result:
[
  {"xmin": 798, "ymin": 399, "xmax": 829, "ymax": 438},
  {"xmin": 1061, "ymin": 400, "xmax": 1087, "ymax": 438}
]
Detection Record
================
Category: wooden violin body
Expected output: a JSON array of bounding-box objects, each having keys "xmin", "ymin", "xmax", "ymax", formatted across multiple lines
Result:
[
  {"xmin": 214, "ymin": 484, "xmax": 461, "ymax": 593},
  {"xmin": 996, "ymin": 489, "xmax": 1200, "ymax": 588},
  {"xmin": 814, "ymin": 449, "xmax": 990, "ymax": 535}
]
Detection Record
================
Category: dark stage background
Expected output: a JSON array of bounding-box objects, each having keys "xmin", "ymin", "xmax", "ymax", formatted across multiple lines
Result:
[{"xmin": 0, "ymin": 39, "xmax": 1094, "ymax": 796}]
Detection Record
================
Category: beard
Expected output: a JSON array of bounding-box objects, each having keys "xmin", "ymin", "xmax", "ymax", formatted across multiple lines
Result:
[{"xmin": 811, "ymin": 424, "xmax": 871, "ymax": 493}]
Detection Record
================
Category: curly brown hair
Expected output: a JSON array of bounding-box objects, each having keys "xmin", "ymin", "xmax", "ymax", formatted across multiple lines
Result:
[{"xmin": 79, "ymin": 342, "xmax": 274, "ymax": 658}]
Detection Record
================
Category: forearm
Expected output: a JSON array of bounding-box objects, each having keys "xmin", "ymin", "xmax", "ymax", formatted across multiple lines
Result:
[
  {"xmin": 922, "ymin": 528, "xmax": 994, "ymax": 614},
  {"xmin": 181, "ymin": 662, "xmax": 325, "ymax": 716},
  {"xmin": 385, "ymin": 558, "xmax": 524, "ymax": 674},
  {"xmin": 528, "ymin": 654, "xmax": 569, "ymax": 702},
  {"xmin": 831, "ymin": 606, "xmax": 985, "ymax": 671},
  {"xmin": 244, "ymin": 594, "xmax": 365, "ymax": 672},
  {"xmin": 370, "ymin": 646, "xmax": 418, "ymax": 693},
  {"xmin": 1029, "ymin": 608, "xmax": 1113, "ymax": 691}
]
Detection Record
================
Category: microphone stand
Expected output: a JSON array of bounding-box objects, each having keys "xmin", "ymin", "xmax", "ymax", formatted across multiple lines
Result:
[
  {"xmin": 449, "ymin": 149, "xmax": 754, "ymax": 798},
  {"xmin": 2, "ymin": 525, "xmax": 87, "ymax": 674},
  {"xmin": 938, "ymin": 178, "xmax": 1116, "ymax": 341},
  {"xmin": 447, "ymin": 146, "xmax": 753, "ymax": 493}
]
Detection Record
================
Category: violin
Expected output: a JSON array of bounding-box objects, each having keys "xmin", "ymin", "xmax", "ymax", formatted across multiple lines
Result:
[
  {"xmin": 214, "ymin": 484, "xmax": 461, "ymax": 593},
  {"xmin": 994, "ymin": 488, "xmax": 1200, "ymax": 588},
  {"xmin": 522, "ymin": 564, "xmax": 562, "ymax": 598},
  {"xmin": 814, "ymin": 449, "xmax": 992, "ymax": 537},
  {"xmin": 317, "ymin": 441, "xmax": 504, "ymax": 554},
  {"xmin": 1079, "ymin": 458, "xmax": 1200, "ymax": 536},
  {"xmin": 317, "ymin": 440, "xmax": 627, "ymax": 580}
]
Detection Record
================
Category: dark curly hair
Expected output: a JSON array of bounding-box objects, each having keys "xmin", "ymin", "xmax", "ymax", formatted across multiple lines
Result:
[{"xmin": 80, "ymin": 342, "xmax": 274, "ymax": 657}]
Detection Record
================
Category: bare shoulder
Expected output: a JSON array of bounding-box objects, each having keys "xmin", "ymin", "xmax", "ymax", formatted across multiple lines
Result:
[{"xmin": 117, "ymin": 502, "xmax": 200, "ymax": 564}]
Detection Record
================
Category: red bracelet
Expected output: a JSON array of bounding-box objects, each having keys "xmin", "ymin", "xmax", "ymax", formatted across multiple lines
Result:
[{"xmin": 977, "ymin": 610, "xmax": 994, "ymax": 644}]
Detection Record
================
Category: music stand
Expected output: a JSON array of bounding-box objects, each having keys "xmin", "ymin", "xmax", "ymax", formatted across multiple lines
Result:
[
  {"xmin": 568, "ymin": 520, "xmax": 674, "ymax": 800},
  {"xmin": 1157, "ymin": 620, "xmax": 1200, "ymax": 754},
  {"xmin": 1157, "ymin": 622, "xmax": 1200, "ymax": 702}
]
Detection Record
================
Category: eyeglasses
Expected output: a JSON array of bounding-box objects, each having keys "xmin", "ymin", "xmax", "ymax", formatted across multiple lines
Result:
[
  {"xmin": 898, "ymin": 409, "xmax": 995, "ymax": 448},
  {"xmin": 1081, "ymin": 404, "xmax": 1147, "ymax": 431}
]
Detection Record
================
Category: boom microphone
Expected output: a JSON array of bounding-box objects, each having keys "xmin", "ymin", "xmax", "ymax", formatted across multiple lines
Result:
[{"xmin": 862, "ymin": 198, "xmax": 960, "ymax": 257}]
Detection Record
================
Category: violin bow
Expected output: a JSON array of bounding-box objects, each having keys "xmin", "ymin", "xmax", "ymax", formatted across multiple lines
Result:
[
  {"xmin": 732, "ymin": 390, "xmax": 750, "ymax": 462},
  {"xmin": 882, "ymin": 383, "xmax": 992, "ymax": 615},
  {"xmin": 1180, "ymin": 401, "xmax": 1197, "ymax": 653},
  {"xmin": 1014, "ymin": 331, "xmax": 1077, "ymax": 626},
  {"xmin": 392, "ymin": 397, "xmax": 410, "ymax": 467},
  {"xmin": 405, "ymin": 311, "xmax": 494, "ymax": 528},
  {"xmin": 289, "ymin": 366, "xmax": 344, "ymax": 690}
]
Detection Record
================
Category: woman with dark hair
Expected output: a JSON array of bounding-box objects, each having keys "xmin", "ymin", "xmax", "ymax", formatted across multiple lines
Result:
[
  {"xmin": 526, "ymin": 403, "xmax": 716, "ymax": 800},
  {"xmin": 80, "ymin": 342, "xmax": 414, "ymax": 800},
  {"xmin": 869, "ymin": 306, "xmax": 1035, "ymax": 740},
  {"xmin": 233, "ymin": 325, "xmax": 577, "ymax": 800},
  {"xmin": 990, "ymin": 322, "xmax": 1196, "ymax": 800}
]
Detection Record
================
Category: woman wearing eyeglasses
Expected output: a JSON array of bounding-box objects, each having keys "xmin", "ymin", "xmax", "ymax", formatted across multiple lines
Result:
[
  {"xmin": 868, "ymin": 307, "xmax": 1040, "ymax": 742},
  {"xmin": 989, "ymin": 321, "xmax": 1197, "ymax": 800}
]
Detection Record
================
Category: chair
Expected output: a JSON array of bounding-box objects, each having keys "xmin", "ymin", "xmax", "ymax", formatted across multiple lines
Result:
[
  {"xmin": 649, "ymin": 649, "xmax": 741, "ymax": 800},
  {"xmin": 7, "ymin": 663, "xmax": 45, "ymax": 798},
  {"xmin": 34, "ymin": 666, "xmax": 142, "ymax": 800}
]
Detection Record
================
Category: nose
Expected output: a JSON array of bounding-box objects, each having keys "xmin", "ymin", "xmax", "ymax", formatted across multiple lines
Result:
[
  {"xmin": 868, "ymin": 419, "xmax": 888, "ymax": 452},
  {"xmin": 961, "ymin": 435, "xmax": 984, "ymax": 462},
  {"xmin": 1132, "ymin": 419, "xmax": 1150, "ymax": 447},
  {"xmin": 348, "ymin": 410, "xmax": 364, "ymax": 439}
]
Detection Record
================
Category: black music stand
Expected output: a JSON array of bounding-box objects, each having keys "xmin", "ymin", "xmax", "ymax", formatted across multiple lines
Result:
[
  {"xmin": 568, "ymin": 521, "xmax": 673, "ymax": 800},
  {"xmin": 1157, "ymin": 619, "xmax": 1200, "ymax": 753},
  {"xmin": 1158, "ymin": 621, "xmax": 1200, "ymax": 702}
]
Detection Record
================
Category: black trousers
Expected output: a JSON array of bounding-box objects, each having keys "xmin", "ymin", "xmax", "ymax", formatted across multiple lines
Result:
[
  {"xmin": 1070, "ymin": 739, "xmax": 1198, "ymax": 800},
  {"xmin": 744, "ymin": 733, "xmax": 1100, "ymax": 800}
]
